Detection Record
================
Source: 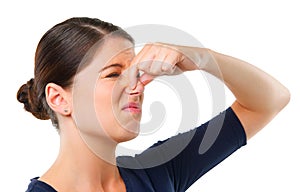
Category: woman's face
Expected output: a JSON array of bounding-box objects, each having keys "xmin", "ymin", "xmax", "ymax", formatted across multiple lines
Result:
[
  {"xmin": 72, "ymin": 37, "xmax": 144, "ymax": 143},
  {"xmin": 95, "ymin": 38, "xmax": 145, "ymax": 143}
]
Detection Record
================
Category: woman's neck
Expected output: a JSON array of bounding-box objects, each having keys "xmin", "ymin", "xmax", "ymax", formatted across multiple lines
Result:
[{"xmin": 39, "ymin": 121, "xmax": 126, "ymax": 192}]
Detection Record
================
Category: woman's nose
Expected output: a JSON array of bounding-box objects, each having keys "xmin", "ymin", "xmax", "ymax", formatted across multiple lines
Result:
[{"xmin": 126, "ymin": 80, "xmax": 144, "ymax": 96}]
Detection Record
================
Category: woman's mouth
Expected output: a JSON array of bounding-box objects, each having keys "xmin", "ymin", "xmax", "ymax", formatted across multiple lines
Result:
[{"xmin": 122, "ymin": 102, "xmax": 141, "ymax": 113}]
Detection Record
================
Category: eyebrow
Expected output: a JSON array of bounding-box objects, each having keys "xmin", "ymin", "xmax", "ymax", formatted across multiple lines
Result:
[{"xmin": 100, "ymin": 64, "xmax": 123, "ymax": 72}]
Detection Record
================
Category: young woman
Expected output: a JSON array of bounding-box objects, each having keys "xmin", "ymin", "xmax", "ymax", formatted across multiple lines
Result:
[{"xmin": 17, "ymin": 17, "xmax": 290, "ymax": 192}]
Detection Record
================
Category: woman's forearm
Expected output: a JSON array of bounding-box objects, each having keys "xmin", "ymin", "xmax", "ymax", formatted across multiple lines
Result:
[
  {"xmin": 203, "ymin": 49, "xmax": 290, "ymax": 113},
  {"xmin": 200, "ymin": 49, "xmax": 290, "ymax": 139}
]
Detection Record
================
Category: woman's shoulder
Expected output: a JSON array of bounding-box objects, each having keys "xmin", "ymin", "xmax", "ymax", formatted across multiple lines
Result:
[{"xmin": 26, "ymin": 177, "xmax": 57, "ymax": 192}]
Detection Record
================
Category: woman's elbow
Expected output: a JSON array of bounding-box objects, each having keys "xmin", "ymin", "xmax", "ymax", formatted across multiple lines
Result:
[{"xmin": 262, "ymin": 85, "xmax": 290, "ymax": 119}]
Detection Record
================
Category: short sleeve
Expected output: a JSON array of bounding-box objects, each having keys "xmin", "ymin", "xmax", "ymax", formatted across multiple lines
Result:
[
  {"xmin": 166, "ymin": 107, "xmax": 247, "ymax": 191},
  {"xmin": 26, "ymin": 177, "xmax": 57, "ymax": 192},
  {"xmin": 117, "ymin": 107, "xmax": 247, "ymax": 192}
]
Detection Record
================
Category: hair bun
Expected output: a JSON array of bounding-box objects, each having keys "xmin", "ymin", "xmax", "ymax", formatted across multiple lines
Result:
[{"xmin": 17, "ymin": 78, "xmax": 50, "ymax": 120}]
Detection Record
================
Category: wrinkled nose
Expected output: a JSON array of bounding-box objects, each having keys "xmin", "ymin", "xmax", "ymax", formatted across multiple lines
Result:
[{"xmin": 125, "ymin": 80, "xmax": 144, "ymax": 96}]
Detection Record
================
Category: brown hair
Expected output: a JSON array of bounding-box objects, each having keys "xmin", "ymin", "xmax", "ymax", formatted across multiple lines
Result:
[{"xmin": 17, "ymin": 17, "xmax": 134, "ymax": 128}]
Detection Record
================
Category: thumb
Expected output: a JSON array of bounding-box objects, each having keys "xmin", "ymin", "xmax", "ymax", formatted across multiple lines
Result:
[{"xmin": 140, "ymin": 73, "xmax": 155, "ymax": 86}]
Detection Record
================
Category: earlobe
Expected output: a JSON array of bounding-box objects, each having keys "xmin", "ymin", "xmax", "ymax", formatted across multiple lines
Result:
[{"xmin": 45, "ymin": 83, "xmax": 72, "ymax": 116}]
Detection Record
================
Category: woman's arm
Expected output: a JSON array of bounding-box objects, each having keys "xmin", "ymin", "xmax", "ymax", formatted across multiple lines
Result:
[
  {"xmin": 201, "ymin": 49, "xmax": 290, "ymax": 139},
  {"xmin": 130, "ymin": 43, "xmax": 290, "ymax": 140}
]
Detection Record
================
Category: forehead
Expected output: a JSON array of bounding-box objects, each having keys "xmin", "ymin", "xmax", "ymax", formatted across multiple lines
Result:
[
  {"xmin": 99, "ymin": 37, "xmax": 135, "ymax": 63},
  {"xmin": 80, "ymin": 37, "xmax": 135, "ymax": 73},
  {"xmin": 97, "ymin": 37, "xmax": 135, "ymax": 69},
  {"xmin": 108, "ymin": 47, "xmax": 135, "ymax": 65}
]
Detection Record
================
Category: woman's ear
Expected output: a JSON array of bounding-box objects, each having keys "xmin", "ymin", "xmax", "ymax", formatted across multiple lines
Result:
[{"xmin": 45, "ymin": 83, "xmax": 72, "ymax": 116}]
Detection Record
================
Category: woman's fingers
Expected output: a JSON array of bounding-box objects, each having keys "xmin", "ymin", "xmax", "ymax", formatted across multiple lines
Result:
[
  {"xmin": 139, "ymin": 45, "xmax": 179, "ymax": 75},
  {"xmin": 161, "ymin": 51, "xmax": 180, "ymax": 74},
  {"xmin": 131, "ymin": 44, "xmax": 152, "ymax": 65},
  {"xmin": 129, "ymin": 44, "xmax": 152, "ymax": 89},
  {"xmin": 129, "ymin": 43, "xmax": 183, "ymax": 88},
  {"xmin": 139, "ymin": 73, "xmax": 155, "ymax": 86}
]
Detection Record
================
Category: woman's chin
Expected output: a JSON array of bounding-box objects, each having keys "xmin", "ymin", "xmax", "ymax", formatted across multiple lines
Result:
[{"xmin": 114, "ymin": 121, "xmax": 140, "ymax": 143}]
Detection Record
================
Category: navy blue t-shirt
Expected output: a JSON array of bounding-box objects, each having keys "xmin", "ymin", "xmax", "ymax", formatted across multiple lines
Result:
[{"xmin": 26, "ymin": 107, "xmax": 246, "ymax": 192}]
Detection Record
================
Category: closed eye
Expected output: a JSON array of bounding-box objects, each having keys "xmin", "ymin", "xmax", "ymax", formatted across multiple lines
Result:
[{"xmin": 106, "ymin": 72, "xmax": 120, "ymax": 78}]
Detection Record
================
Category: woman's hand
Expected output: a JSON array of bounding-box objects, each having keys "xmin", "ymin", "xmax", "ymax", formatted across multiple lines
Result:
[
  {"xmin": 129, "ymin": 42, "xmax": 290, "ymax": 140},
  {"xmin": 129, "ymin": 42, "xmax": 210, "ymax": 88}
]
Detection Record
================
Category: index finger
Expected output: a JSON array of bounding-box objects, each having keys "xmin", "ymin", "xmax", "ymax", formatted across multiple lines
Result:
[{"xmin": 129, "ymin": 44, "xmax": 152, "ymax": 89}]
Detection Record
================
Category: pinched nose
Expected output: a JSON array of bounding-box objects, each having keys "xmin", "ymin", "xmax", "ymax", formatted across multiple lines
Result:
[
  {"xmin": 121, "ymin": 66, "xmax": 153, "ymax": 96},
  {"xmin": 125, "ymin": 80, "xmax": 145, "ymax": 96}
]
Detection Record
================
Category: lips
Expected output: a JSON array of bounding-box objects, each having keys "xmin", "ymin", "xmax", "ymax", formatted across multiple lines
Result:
[{"xmin": 122, "ymin": 102, "xmax": 141, "ymax": 113}]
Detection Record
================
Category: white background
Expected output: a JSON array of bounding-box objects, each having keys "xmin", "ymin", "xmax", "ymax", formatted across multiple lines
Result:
[{"xmin": 1, "ymin": 0, "xmax": 299, "ymax": 191}]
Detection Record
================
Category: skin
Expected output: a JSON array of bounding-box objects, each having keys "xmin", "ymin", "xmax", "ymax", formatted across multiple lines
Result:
[
  {"xmin": 40, "ymin": 38, "xmax": 290, "ymax": 191},
  {"xmin": 42, "ymin": 38, "xmax": 141, "ymax": 192},
  {"xmin": 130, "ymin": 43, "xmax": 290, "ymax": 139}
]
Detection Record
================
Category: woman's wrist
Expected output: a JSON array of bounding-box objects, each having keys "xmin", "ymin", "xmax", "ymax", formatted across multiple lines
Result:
[{"xmin": 194, "ymin": 47, "xmax": 216, "ymax": 72}]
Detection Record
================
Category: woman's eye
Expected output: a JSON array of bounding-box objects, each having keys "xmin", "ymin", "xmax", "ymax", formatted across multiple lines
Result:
[{"xmin": 106, "ymin": 72, "xmax": 120, "ymax": 78}]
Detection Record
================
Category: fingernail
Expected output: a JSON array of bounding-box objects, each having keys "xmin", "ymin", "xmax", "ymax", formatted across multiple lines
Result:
[{"xmin": 141, "ymin": 79, "xmax": 151, "ymax": 86}]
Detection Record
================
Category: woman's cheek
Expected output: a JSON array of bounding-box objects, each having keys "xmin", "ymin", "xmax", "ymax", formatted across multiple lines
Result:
[{"xmin": 94, "ymin": 83, "xmax": 112, "ymax": 116}]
